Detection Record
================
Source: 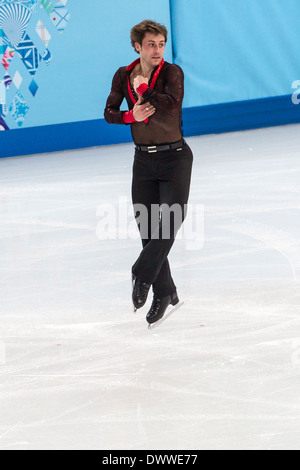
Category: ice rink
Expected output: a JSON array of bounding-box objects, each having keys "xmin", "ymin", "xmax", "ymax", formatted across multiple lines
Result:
[{"xmin": 0, "ymin": 124, "xmax": 300, "ymax": 450}]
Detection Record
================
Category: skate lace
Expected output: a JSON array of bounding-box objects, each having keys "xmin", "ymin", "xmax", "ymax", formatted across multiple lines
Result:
[
  {"xmin": 149, "ymin": 298, "xmax": 161, "ymax": 315},
  {"xmin": 134, "ymin": 280, "xmax": 150, "ymax": 303},
  {"xmin": 137, "ymin": 282, "xmax": 150, "ymax": 302}
]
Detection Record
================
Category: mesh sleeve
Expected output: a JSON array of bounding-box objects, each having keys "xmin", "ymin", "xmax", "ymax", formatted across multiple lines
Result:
[{"xmin": 104, "ymin": 68, "xmax": 128, "ymax": 125}]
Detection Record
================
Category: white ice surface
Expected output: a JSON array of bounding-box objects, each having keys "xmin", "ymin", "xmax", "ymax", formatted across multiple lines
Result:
[{"xmin": 0, "ymin": 124, "xmax": 300, "ymax": 450}]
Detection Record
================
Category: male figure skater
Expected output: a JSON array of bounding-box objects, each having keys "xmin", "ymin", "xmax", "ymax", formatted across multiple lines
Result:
[{"xmin": 104, "ymin": 20, "xmax": 193, "ymax": 325}]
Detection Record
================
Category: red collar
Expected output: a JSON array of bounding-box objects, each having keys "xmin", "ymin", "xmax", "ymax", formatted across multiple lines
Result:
[
  {"xmin": 126, "ymin": 58, "xmax": 165, "ymax": 89},
  {"xmin": 126, "ymin": 58, "xmax": 164, "ymax": 124},
  {"xmin": 126, "ymin": 58, "xmax": 141, "ymax": 72}
]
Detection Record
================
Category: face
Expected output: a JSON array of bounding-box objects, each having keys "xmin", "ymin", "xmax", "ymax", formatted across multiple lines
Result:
[{"xmin": 135, "ymin": 33, "xmax": 166, "ymax": 67}]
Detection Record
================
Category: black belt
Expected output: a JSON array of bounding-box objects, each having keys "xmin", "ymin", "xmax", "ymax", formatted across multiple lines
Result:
[{"xmin": 136, "ymin": 139, "xmax": 186, "ymax": 153}]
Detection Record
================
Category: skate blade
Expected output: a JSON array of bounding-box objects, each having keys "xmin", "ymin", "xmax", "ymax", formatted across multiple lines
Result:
[
  {"xmin": 132, "ymin": 300, "xmax": 139, "ymax": 313},
  {"xmin": 148, "ymin": 301, "xmax": 184, "ymax": 330},
  {"xmin": 132, "ymin": 276, "xmax": 137, "ymax": 313}
]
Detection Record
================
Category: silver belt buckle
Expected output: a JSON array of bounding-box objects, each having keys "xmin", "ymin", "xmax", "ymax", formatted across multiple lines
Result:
[{"xmin": 148, "ymin": 146, "xmax": 158, "ymax": 153}]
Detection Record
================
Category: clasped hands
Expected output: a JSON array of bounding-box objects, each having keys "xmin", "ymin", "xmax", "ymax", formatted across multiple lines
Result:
[{"xmin": 132, "ymin": 75, "xmax": 156, "ymax": 122}]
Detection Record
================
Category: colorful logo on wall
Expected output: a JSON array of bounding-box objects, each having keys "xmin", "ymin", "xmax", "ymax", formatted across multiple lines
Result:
[{"xmin": 0, "ymin": 0, "xmax": 70, "ymax": 130}]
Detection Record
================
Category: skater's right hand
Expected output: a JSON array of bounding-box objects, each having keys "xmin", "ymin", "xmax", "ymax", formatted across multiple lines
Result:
[{"xmin": 133, "ymin": 96, "xmax": 156, "ymax": 122}]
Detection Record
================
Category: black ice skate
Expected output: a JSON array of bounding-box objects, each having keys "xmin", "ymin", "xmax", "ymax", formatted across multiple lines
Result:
[
  {"xmin": 132, "ymin": 274, "xmax": 151, "ymax": 312},
  {"xmin": 146, "ymin": 291, "xmax": 179, "ymax": 325}
]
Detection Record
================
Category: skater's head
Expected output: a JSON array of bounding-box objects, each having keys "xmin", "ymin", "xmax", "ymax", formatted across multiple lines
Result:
[{"xmin": 130, "ymin": 20, "xmax": 167, "ymax": 65}]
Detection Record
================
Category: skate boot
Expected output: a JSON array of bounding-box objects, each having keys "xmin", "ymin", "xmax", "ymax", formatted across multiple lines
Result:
[
  {"xmin": 132, "ymin": 274, "xmax": 151, "ymax": 311},
  {"xmin": 146, "ymin": 291, "xmax": 179, "ymax": 325}
]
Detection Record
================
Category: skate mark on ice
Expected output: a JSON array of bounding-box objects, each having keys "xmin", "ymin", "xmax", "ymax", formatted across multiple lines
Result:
[
  {"xmin": 0, "ymin": 406, "xmax": 35, "ymax": 441},
  {"xmin": 221, "ymin": 218, "xmax": 298, "ymax": 281},
  {"xmin": 148, "ymin": 301, "xmax": 184, "ymax": 330}
]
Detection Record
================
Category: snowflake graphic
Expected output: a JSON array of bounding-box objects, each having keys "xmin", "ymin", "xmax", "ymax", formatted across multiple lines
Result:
[{"xmin": 0, "ymin": 0, "xmax": 70, "ymax": 130}]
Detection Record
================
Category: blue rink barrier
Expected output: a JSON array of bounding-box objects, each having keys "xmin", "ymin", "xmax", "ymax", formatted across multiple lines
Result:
[
  {"xmin": 1, "ymin": 94, "xmax": 299, "ymax": 159},
  {"xmin": 182, "ymin": 94, "xmax": 300, "ymax": 136}
]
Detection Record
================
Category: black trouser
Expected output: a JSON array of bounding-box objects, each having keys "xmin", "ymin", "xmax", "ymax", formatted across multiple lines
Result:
[{"xmin": 131, "ymin": 142, "xmax": 193, "ymax": 298}]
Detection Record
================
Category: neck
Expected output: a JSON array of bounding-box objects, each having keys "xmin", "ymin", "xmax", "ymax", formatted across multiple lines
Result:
[{"xmin": 139, "ymin": 58, "xmax": 155, "ymax": 79}]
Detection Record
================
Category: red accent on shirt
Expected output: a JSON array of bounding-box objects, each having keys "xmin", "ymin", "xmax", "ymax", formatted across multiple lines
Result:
[
  {"xmin": 123, "ymin": 110, "xmax": 136, "ymax": 124},
  {"xmin": 150, "ymin": 58, "xmax": 164, "ymax": 90},
  {"xmin": 127, "ymin": 71, "xmax": 150, "ymax": 124},
  {"xmin": 126, "ymin": 58, "xmax": 141, "ymax": 72},
  {"xmin": 126, "ymin": 58, "xmax": 165, "ymax": 124},
  {"xmin": 136, "ymin": 83, "xmax": 149, "ymax": 96},
  {"xmin": 127, "ymin": 76, "xmax": 137, "ymax": 104}
]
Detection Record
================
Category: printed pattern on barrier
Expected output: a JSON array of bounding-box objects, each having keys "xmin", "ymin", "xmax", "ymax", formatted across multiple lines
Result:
[
  {"xmin": 0, "ymin": 1, "xmax": 32, "ymax": 48},
  {"xmin": 1, "ymin": 46, "xmax": 14, "ymax": 70},
  {"xmin": 15, "ymin": 32, "xmax": 42, "ymax": 75},
  {"xmin": 0, "ymin": 27, "xmax": 5, "ymax": 54},
  {"xmin": 9, "ymin": 89, "xmax": 29, "ymax": 125},
  {"xmin": 50, "ymin": 3, "xmax": 70, "ymax": 34},
  {"xmin": 0, "ymin": 0, "xmax": 70, "ymax": 130},
  {"xmin": 36, "ymin": 19, "xmax": 51, "ymax": 47}
]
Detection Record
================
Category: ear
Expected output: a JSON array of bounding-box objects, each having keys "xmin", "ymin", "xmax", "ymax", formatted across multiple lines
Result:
[{"xmin": 134, "ymin": 42, "xmax": 141, "ymax": 54}]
